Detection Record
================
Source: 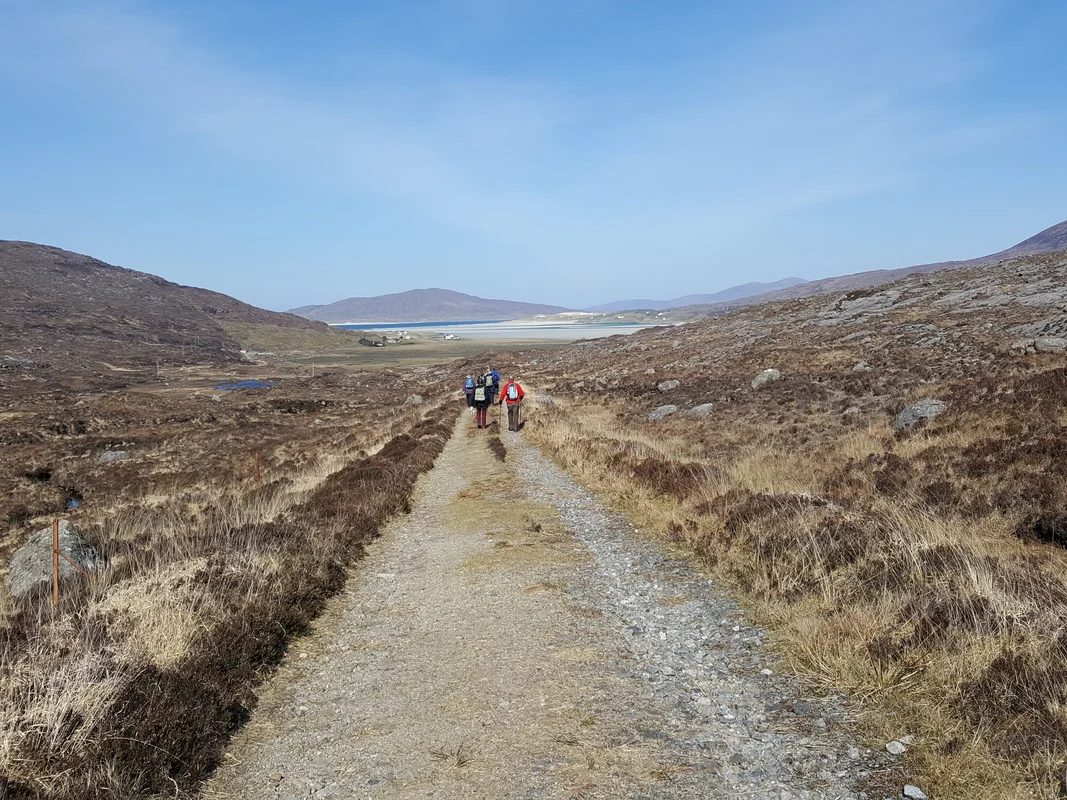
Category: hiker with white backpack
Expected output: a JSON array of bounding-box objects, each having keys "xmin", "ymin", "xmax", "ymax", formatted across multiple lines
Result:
[
  {"xmin": 472, "ymin": 375, "xmax": 492, "ymax": 429},
  {"xmin": 499, "ymin": 378, "xmax": 525, "ymax": 432}
]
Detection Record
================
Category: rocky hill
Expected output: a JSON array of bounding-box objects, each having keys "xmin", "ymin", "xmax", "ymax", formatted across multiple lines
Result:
[
  {"xmin": 529, "ymin": 248, "xmax": 1067, "ymax": 404},
  {"xmin": 0, "ymin": 240, "xmax": 353, "ymax": 389},
  {"xmin": 667, "ymin": 218, "xmax": 1067, "ymax": 320},
  {"xmin": 291, "ymin": 288, "xmax": 570, "ymax": 323}
]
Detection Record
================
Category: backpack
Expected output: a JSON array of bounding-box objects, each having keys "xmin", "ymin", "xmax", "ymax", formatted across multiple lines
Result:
[
  {"xmin": 464, "ymin": 377, "xmax": 474, "ymax": 390},
  {"xmin": 507, "ymin": 383, "xmax": 519, "ymax": 401},
  {"xmin": 474, "ymin": 386, "xmax": 486, "ymax": 402},
  {"xmin": 485, "ymin": 374, "xmax": 496, "ymax": 392}
]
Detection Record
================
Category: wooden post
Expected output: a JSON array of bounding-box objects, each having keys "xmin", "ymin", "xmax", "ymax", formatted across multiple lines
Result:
[
  {"xmin": 255, "ymin": 451, "xmax": 262, "ymax": 488},
  {"xmin": 52, "ymin": 519, "xmax": 59, "ymax": 608}
]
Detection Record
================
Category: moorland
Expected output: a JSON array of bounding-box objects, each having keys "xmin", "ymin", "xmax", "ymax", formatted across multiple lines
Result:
[
  {"xmin": 4, "ymin": 235, "xmax": 1067, "ymax": 798},
  {"xmin": 0, "ymin": 243, "xmax": 471, "ymax": 798},
  {"xmin": 507, "ymin": 247, "xmax": 1067, "ymax": 797}
]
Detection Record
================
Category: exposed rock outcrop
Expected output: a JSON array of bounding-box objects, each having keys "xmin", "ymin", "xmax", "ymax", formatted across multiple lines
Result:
[
  {"xmin": 648, "ymin": 405, "xmax": 678, "ymax": 422},
  {"xmin": 10, "ymin": 520, "xmax": 104, "ymax": 597},
  {"xmin": 893, "ymin": 399, "xmax": 947, "ymax": 431},
  {"xmin": 751, "ymin": 369, "xmax": 782, "ymax": 390}
]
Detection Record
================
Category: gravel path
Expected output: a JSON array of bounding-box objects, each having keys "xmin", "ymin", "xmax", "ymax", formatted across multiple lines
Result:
[{"xmin": 202, "ymin": 414, "xmax": 886, "ymax": 800}]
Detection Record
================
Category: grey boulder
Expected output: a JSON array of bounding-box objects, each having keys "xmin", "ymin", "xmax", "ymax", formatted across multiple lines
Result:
[
  {"xmin": 657, "ymin": 379, "xmax": 680, "ymax": 392},
  {"xmin": 1035, "ymin": 337, "xmax": 1067, "ymax": 353},
  {"xmin": 403, "ymin": 394, "xmax": 424, "ymax": 406},
  {"xmin": 9, "ymin": 520, "xmax": 104, "ymax": 597},
  {"xmin": 893, "ymin": 399, "xmax": 947, "ymax": 431},
  {"xmin": 98, "ymin": 451, "xmax": 130, "ymax": 464},
  {"xmin": 648, "ymin": 405, "xmax": 678, "ymax": 422},
  {"xmin": 903, "ymin": 785, "xmax": 928, "ymax": 800},
  {"xmin": 751, "ymin": 369, "xmax": 782, "ymax": 389},
  {"xmin": 686, "ymin": 403, "xmax": 715, "ymax": 418}
]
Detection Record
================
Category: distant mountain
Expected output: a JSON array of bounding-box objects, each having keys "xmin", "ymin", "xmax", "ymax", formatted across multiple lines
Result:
[
  {"xmin": 666, "ymin": 278, "xmax": 809, "ymax": 307},
  {"xmin": 0, "ymin": 240, "xmax": 351, "ymax": 383},
  {"xmin": 585, "ymin": 299, "xmax": 665, "ymax": 314},
  {"xmin": 668, "ymin": 218, "xmax": 1067, "ymax": 320},
  {"xmin": 291, "ymin": 288, "xmax": 571, "ymax": 323},
  {"xmin": 586, "ymin": 278, "xmax": 808, "ymax": 314}
]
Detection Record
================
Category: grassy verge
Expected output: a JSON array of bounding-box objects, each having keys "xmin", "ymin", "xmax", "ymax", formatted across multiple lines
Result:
[
  {"xmin": 524, "ymin": 382, "xmax": 1067, "ymax": 799},
  {"xmin": 0, "ymin": 400, "xmax": 452, "ymax": 799},
  {"xmin": 219, "ymin": 321, "xmax": 367, "ymax": 355}
]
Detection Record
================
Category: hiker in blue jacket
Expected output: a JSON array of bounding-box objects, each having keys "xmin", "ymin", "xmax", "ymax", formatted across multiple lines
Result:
[{"xmin": 463, "ymin": 375, "xmax": 475, "ymax": 413}]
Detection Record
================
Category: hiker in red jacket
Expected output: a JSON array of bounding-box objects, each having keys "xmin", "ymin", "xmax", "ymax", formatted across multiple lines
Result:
[{"xmin": 499, "ymin": 378, "xmax": 525, "ymax": 432}]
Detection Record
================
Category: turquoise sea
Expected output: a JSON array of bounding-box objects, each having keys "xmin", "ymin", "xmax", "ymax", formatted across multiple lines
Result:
[{"xmin": 337, "ymin": 320, "xmax": 662, "ymax": 340}]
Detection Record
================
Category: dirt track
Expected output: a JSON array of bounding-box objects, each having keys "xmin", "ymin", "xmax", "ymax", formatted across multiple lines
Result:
[{"xmin": 203, "ymin": 413, "xmax": 882, "ymax": 800}]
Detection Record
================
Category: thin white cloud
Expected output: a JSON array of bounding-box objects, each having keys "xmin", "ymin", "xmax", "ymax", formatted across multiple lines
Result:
[
  {"xmin": 3, "ymin": 1, "xmax": 568, "ymax": 239},
  {"xmin": 0, "ymin": 0, "xmax": 1034, "ymax": 265}
]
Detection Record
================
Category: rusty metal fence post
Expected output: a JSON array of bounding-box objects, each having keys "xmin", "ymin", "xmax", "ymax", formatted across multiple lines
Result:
[{"xmin": 52, "ymin": 519, "xmax": 59, "ymax": 608}]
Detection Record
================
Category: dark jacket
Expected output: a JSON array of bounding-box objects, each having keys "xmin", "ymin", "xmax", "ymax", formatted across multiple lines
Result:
[{"xmin": 472, "ymin": 378, "xmax": 491, "ymax": 409}]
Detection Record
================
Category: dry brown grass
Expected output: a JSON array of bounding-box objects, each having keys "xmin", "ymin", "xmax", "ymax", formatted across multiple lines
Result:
[
  {"xmin": 429, "ymin": 741, "xmax": 475, "ymax": 767},
  {"xmin": 523, "ymin": 355, "xmax": 1067, "ymax": 798},
  {"xmin": 449, "ymin": 471, "xmax": 579, "ymax": 577},
  {"xmin": 0, "ymin": 374, "xmax": 455, "ymax": 799}
]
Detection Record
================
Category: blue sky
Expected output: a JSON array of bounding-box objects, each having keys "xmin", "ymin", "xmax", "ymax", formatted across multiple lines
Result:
[{"xmin": 1, "ymin": 0, "xmax": 1065, "ymax": 311}]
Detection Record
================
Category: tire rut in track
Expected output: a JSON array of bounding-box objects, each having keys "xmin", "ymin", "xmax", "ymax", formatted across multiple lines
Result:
[{"xmin": 203, "ymin": 413, "xmax": 881, "ymax": 800}]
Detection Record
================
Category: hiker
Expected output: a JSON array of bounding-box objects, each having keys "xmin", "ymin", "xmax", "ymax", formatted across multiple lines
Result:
[
  {"xmin": 472, "ymin": 375, "xmax": 491, "ymax": 429},
  {"xmin": 499, "ymin": 377, "xmax": 525, "ymax": 431},
  {"xmin": 463, "ymin": 375, "xmax": 475, "ymax": 413},
  {"xmin": 483, "ymin": 368, "xmax": 498, "ymax": 414}
]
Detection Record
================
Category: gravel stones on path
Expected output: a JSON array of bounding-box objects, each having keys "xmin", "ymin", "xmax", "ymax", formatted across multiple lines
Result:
[
  {"xmin": 203, "ymin": 414, "xmax": 886, "ymax": 800},
  {"xmin": 507, "ymin": 428, "xmax": 886, "ymax": 799}
]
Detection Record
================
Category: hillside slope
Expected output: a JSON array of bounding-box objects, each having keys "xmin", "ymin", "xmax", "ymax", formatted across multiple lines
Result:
[
  {"xmin": 291, "ymin": 288, "xmax": 570, "ymax": 323},
  {"xmin": 670, "ymin": 218, "xmax": 1067, "ymax": 319},
  {"xmin": 508, "ymin": 245, "xmax": 1067, "ymax": 797},
  {"xmin": 586, "ymin": 278, "xmax": 808, "ymax": 313},
  {"xmin": 667, "ymin": 277, "xmax": 809, "ymax": 307},
  {"xmin": 0, "ymin": 240, "xmax": 352, "ymax": 387}
]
